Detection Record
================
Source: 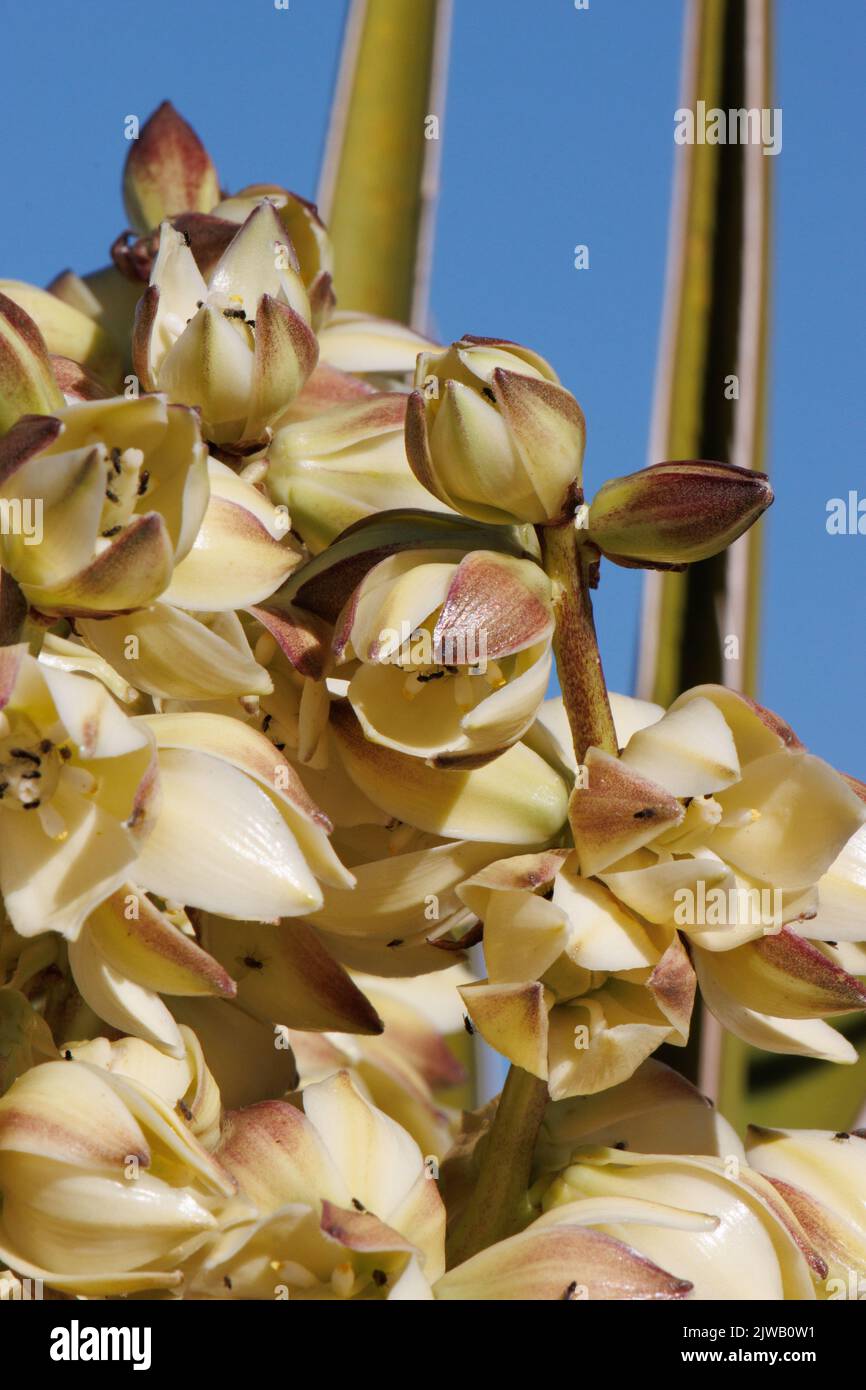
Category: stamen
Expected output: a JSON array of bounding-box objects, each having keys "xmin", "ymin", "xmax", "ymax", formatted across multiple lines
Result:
[{"xmin": 37, "ymin": 802, "xmax": 68, "ymax": 840}]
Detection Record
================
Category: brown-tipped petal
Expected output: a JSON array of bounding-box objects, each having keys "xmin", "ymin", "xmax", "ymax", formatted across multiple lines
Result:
[
  {"xmin": 435, "ymin": 1220, "xmax": 692, "ymax": 1301},
  {"xmin": 696, "ymin": 929, "xmax": 866, "ymax": 1020},
  {"xmin": 0, "ymin": 1060, "xmax": 149, "ymax": 1171},
  {"xmin": 286, "ymin": 510, "xmax": 530, "ymax": 624},
  {"xmin": 162, "ymin": 495, "xmax": 301, "ymax": 611},
  {"xmin": 200, "ymin": 916, "xmax": 383, "ymax": 1035},
  {"xmin": 766, "ymin": 1178, "xmax": 865, "ymax": 1284},
  {"xmin": 0, "ymin": 412, "xmax": 63, "ymax": 486},
  {"xmin": 459, "ymin": 981, "xmax": 550, "ymax": 1078},
  {"xmin": 669, "ymin": 683, "xmax": 803, "ymax": 763},
  {"xmin": 86, "ymin": 888, "xmax": 236, "ymax": 999},
  {"xmin": 243, "ymin": 293, "xmax": 319, "ymax": 446},
  {"xmin": 131, "ymin": 284, "xmax": 160, "ymax": 391},
  {"xmin": 216, "ymin": 1098, "xmax": 347, "ymax": 1213},
  {"xmin": 123, "ymin": 101, "xmax": 220, "ymax": 234},
  {"xmin": 492, "ymin": 368, "xmax": 586, "ymax": 522},
  {"xmin": 0, "ymin": 294, "xmax": 65, "ymax": 433},
  {"xmin": 404, "ymin": 389, "xmax": 452, "ymax": 507},
  {"xmin": 457, "ymin": 849, "xmax": 570, "ymax": 919},
  {"xmin": 569, "ymin": 747, "xmax": 684, "ymax": 877},
  {"xmin": 21, "ymin": 511, "xmax": 175, "ymax": 616},
  {"xmin": 648, "ymin": 934, "xmax": 696, "ymax": 1041},
  {"xmin": 0, "ymin": 570, "xmax": 26, "ymax": 645},
  {"xmin": 0, "ymin": 282, "xmax": 122, "ymax": 391},
  {"xmin": 49, "ymin": 355, "xmax": 112, "ymax": 402},
  {"xmin": 587, "ymin": 459, "xmax": 773, "ymax": 567},
  {"xmin": 320, "ymin": 1200, "xmax": 416, "ymax": 1257},
  {"xmin": 433, "ymin": 549, "xmax": 553, "ymax": 661},
  {"xmin": 249, "ymin": 601, "xmax": 330, "ymax": 680}
]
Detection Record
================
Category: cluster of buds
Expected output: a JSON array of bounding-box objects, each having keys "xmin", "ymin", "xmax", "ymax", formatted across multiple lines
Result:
[{"xmin": 0, "ymin": 100, "xmax": 862, "ymax": 1305}]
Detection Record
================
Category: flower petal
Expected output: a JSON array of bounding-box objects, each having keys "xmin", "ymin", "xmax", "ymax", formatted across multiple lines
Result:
[{"xmin": 132, "ymin": 747, "xmax": 323, "ymax": 919}]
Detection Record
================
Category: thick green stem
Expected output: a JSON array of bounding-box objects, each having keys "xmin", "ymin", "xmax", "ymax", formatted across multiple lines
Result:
[
  {"xmin": 538, "ymin": 521, "xmax": 618, "ymax": 759},
  {"xmin": 446, "ymin": 1064, "xmax": 549, "ymax": 1268},
  {"xmin": 448, "ymin": 517, "xmax": 617, "ymax": 1267}
]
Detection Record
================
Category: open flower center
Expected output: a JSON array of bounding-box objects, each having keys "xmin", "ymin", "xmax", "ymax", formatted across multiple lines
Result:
[
  {"xmin": 400, "ymin": 658, "xmax": 506, "ymax": 708},
  {"xmin": 0, "ymin": 716, "xmax": 62, "ymax": 812},
  {"xmin": 98, "ymin": 444, "xmax": 149, "ymax": 542}
]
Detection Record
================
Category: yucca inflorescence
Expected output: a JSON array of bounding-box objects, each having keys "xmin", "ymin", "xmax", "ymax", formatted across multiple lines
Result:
[{"xmin": 0, "ymin": 103, "xmax": 863, "ymax": 1303}]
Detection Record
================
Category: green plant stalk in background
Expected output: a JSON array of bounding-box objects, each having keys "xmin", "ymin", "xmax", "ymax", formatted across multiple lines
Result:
[
  {"xmin": 637, "ymin": 0, "xmax": 866, "ymax": 1129},
  {"xmin": 318, "ymin": 0, "xmax": 452, "ymax": 328}
]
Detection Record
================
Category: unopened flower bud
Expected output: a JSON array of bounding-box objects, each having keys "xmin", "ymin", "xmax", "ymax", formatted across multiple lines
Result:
[
  {"xmin": 123, "ymin": 101, "xmax": 221, "ymax": 235},
  {"xmin": 0, "ymin": 293, "xmax": 64, "ymax": 435},
  {"xmin": 405, "ymin": 337, "xmax": 585, "ymax": 526},
  {"xmin": 586, "ymin": 459, "xmax": 773, "ymax": 569}
]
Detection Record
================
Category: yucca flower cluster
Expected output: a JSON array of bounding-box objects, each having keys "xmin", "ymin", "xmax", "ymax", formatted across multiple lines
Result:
[{"xmin": 0, "ymin": 103, "xmax": 863, "ymax": 1302}]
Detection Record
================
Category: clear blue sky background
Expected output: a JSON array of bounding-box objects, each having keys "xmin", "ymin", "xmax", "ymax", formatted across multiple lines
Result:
[{"xmin": 2, "ymin": 0, "xmax": 863, "ymax": 774}]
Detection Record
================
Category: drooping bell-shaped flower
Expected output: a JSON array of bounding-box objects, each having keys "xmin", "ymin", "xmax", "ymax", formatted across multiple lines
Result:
[
  {"xmin": 134, "ymin": 204, "xmax": 318, "ymax": 450},
  {"xmin": 0, "ymin": 398, "xmax": 209, "ymax": 616},
  {"xmin": 187, "ymin": 1070, "xmax": 445, "ymax": 1299},
  {"xmin": 268, "ymin": 393, "xmax": 453, "ymax": 554},
  {"xmin": 333, "ymin": 548, "xmax": 555, "ymax": 766},
  {"xmin": 0, "ymin": 647, "xmax": 158, "ymax": 942},
  {"xmin": 405, "ymin": 337, "xmax": 585, "ymax": 525},
  {"xmin": 0, "ymin": 1055, "xmax": 234, "ymax": 1295}
]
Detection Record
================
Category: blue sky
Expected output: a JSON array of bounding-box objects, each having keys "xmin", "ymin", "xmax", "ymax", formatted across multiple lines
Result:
[{"xmin": 3, "ymin": 0, "xmax": 863, "ymax": 774}]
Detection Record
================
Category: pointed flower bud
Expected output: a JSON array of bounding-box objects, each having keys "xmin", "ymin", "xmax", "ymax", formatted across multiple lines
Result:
[
  {"xmin": 0, "ymin": 294, "xmax": 64, "ymax": 435},
  {"xmin": 134, "ymin": 206, "xmax": 318, "ymax": 450},
  {"xmin": 123, "ymin": 101, "xmax": 220, "ymax": 235},
  {"xmin": 405, "ymin": 337, "xmax": 585, "ymax": 525},
  {"xmin": 0, "ymin": 280, "xmax": 123, "ymax": 391},
  {"xmin": 586, "ymin": 459, "xmax": 774, "ymax": 569}
]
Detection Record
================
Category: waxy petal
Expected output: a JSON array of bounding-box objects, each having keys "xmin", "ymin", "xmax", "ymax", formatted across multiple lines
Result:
[
  {"xmin": 712, "ymin": 750, "xmax": 866, "ymax": 891},
  {"xmin": 132, "ymin": 746, "xmax": 323, "ymax": 920},
  {"xmin": 199, "ymin": 916, "xmax": 381, "ymax": 1035},
  {"xmin": 244, "ymin": 293, "xmax": 318, "ymax": 444},
  {"xmin": 163, "ymin": 494, "xmax": 301, "ymax": 610},
  {"xmin": 435, "ymin": 1216, "xmax": 692, "ymax": 1301},
  {"xmin": 86, "ymin": 888, "xmax": 235, "ymax": 999},
  {"xmin": 140, "ymin": 711, "xmax": 352, "ymax": 890},
  {"xmin": 694, "ymin": 929, "xmax": 866, "ymax": 1021},
  {"xmin": 331, "ymin": 703, "xmax": 569, "ymax": 845},
  {"xmin": 79, "ymin": 604, "xmax": 271, "ymax": 701},
  {"xmin": 459, "ymin": 980, "xmax": 550, "ymax": 1078},
  {"xmin": 620, "ymin": 696, "xmax": 740, "ymax": 797},
  {"xmin": 569, "ymin": 747, "xmax": 684, "ymax": 876}
]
